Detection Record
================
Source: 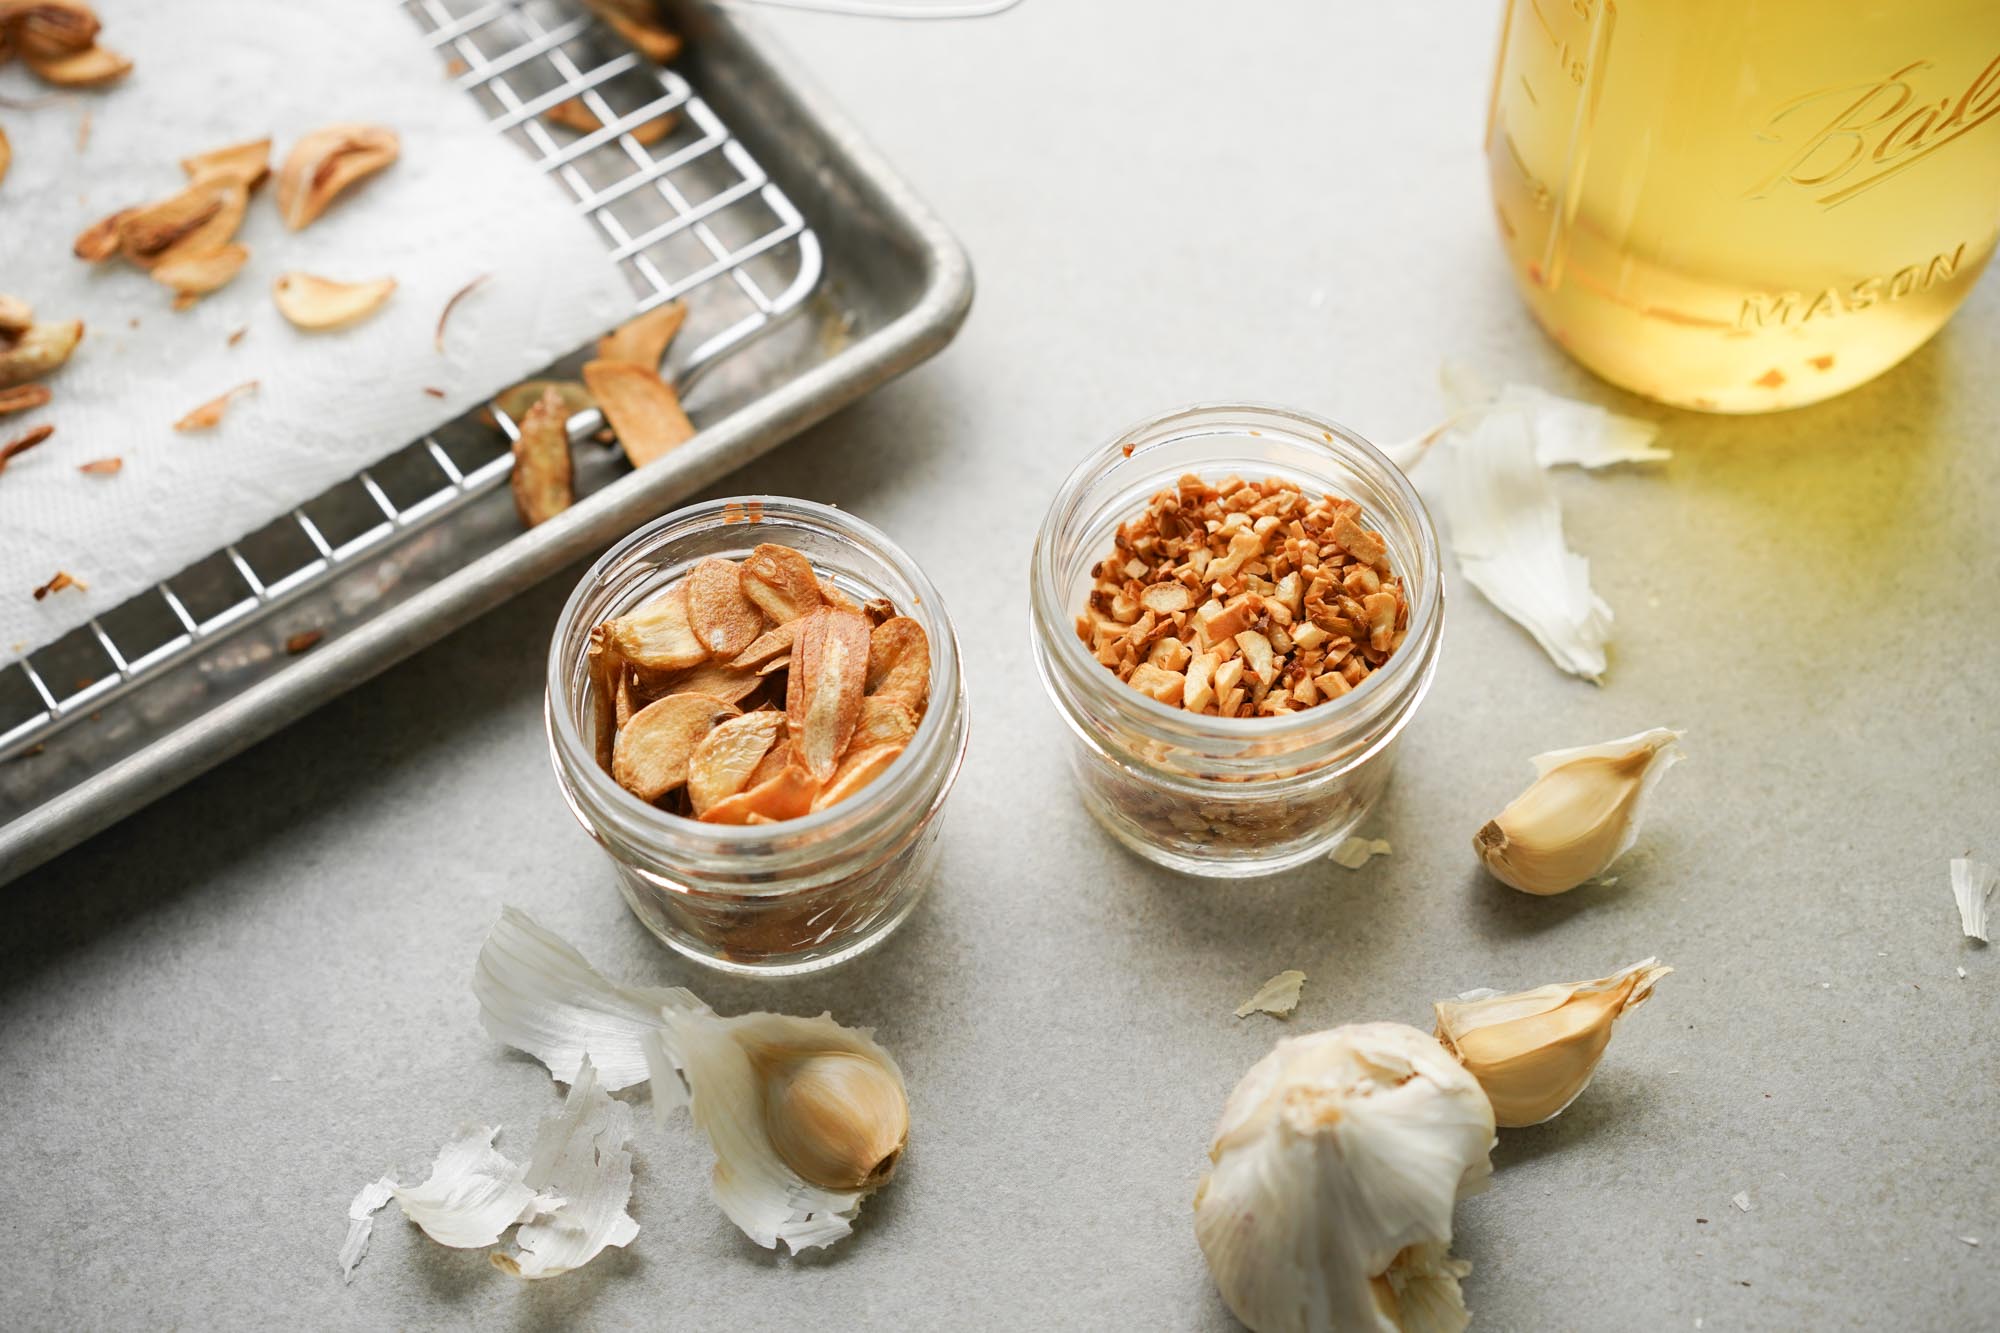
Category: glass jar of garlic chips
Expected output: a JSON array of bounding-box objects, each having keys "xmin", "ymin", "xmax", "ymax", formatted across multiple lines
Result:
[
  {"xmin": 1030, "ymin": 404, "xmax": 1443, "ymax": 877},
  {"xmin": 548, "ymin": 498, "xmax": 968, "ymax": 975}
]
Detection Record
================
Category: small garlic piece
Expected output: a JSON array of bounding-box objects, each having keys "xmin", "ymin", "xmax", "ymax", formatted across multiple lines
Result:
[
  {"xmin": 647, "ymin": 1000, "xmax": 909, "ymax": 1252},
  {"xmin": 1194, "ymin": 1023, "xmax": 1495, "ymax": 1333},
  {"xmin": 1433, "ymin": 958, "xmax": 1670, "ymax": 1128},
  {"xmin": 1474, "ymin": 726, "xmax": 1683, "ymax": 895}
]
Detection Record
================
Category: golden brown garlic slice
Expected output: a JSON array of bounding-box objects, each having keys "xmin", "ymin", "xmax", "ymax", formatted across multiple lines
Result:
[
  {"xmin": 786, "ymin": 608, "xmax": 870, "ymax": 784},
  {"xmin": 510, "ymin": 386, "xmax": 574, "ymax": 528},
  {"xmin": 0, "ymin": 318, "xmax": 83, "ymax": 386},
  {"xmin": 611, "ymin": 692, "xmax": 739, "ymax": 803},
  {"xmin": 580, "ymin": 358, "xmax": 695, "ymax": 468},
  {"xmin": 277, "ymin": 123, "xmax": 399, "ymax": 230},
  {"xmin": 272, "ymin": 272, "xmax": 396, "ymax": 331}
]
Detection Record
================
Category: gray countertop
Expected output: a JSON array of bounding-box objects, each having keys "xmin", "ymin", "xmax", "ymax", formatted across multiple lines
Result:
[{"xmin": 4, "ymin": 3, "xmax": 1996, "ymax": 1329}]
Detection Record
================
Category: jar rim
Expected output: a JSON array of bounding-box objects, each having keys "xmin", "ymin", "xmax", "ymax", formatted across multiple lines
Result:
[
  {"xmin": 1029, "ymin": 400, "xmax": 1443, "ymax": 751},
  {"xmin": 546, "ymin": 496, "xmax": 966, "ymax": 860}
]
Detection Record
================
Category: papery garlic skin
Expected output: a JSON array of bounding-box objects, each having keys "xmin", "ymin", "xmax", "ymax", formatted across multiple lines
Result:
[
  {"xmin": 1475, "ymin": 727, "xmax": 1683, "ymax": 895},
  {"xmin": 388, "ymin": 1123, "xmax": 556, "ymax": 1250},
  {"xmin": 1194, "ymin": 1023, "xmax": 1496, "ymax": 1333},
  {"xmin": 473, "ymin": 909, "xmax": 909, "ymax": 1253},
  {"xmin": 1434, "ymin": 959, "xmax": 1670, "ymax": 1128},
  {"xmin": 647, "ymin": 1004, "xmax": 910, "ymax": 1253},
  {"xmin": 492, "ymin": 1058, "xmax": 641, "ymax": 1279},
  {"xmin": 475, "ymin": 906, "xmax": 698, "ymax": 1091}
]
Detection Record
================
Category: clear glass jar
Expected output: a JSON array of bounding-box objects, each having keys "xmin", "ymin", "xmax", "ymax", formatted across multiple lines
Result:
[
  {"xmin": 1029, "ymin": 404, "xmax": 1444, "ymax": 878},
  {"xmin": 546, "ymin": 497, "xmax": 969, "ymax": 976}
]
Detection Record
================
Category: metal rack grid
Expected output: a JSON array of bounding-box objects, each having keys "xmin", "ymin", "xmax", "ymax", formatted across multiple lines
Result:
[{"xmin": 0, "ymin": 0, "xmax": 822, "ymax": 765}]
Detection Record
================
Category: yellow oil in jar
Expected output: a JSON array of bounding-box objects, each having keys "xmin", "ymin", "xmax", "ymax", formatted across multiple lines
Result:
[{"xmin": 1487, "ymin": 0, "xmax": 2000, "ymax": 412}]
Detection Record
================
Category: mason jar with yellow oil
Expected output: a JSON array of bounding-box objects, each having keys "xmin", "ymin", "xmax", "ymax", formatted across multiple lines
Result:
[{"xmin": 1487, "ymin": 1, "xmax": 2000, "ymax": 412}]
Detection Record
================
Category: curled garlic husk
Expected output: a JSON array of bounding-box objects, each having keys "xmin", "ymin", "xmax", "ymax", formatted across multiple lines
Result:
[
  {"xmin": 1475, "ymin": 727, "xmax": 1683, "ymax": 894},
  {"xmin": 1194, "ymin": 1023, "xmax": 1496, "ymax": 1333},
  {"xmin": 647, "ymin": 1004, "xmax": 909, "ymax": 1252},
  {"xmin": 1433, "ymin": 959, "xmax": 1670, "ymax": 1128},
  {"xmin": 473, "ymin": 908, "xmax": 909, "ymax": 1253}
]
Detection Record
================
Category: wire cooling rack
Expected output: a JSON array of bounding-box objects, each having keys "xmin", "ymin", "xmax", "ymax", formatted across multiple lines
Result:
[{"xmin": 0, "ymin": 0, "xmax": 821, "ymax": 765}]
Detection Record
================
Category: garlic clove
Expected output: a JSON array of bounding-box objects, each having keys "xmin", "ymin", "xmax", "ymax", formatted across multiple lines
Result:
[
  {"xmin": 648, "ymin": 1003, "xmax": 910, "ymax": 1252},
  {"xmin": 758, "ymin": 1049, "xmax": 908, "ymax": 1191},
  {"xmin": 1475, "ymin": 726, "xmax": 1683, "ymax": 895},
  {"xmin": 1433, "ymin": 958, "xmax": 1670, "ymax": 1128},
  {"xmin": 1195, "ymin": 1023, "xmax": 1495, "ymax": 1333},
  {"xmin": 471, "ymin": 909, "xmax": 908, "ymax": 1254}
]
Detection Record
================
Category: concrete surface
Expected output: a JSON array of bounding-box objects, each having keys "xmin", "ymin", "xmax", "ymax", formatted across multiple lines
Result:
[{"xmin": 3, "ymin": 3, "xmax": 1996, "ymax": 1330}]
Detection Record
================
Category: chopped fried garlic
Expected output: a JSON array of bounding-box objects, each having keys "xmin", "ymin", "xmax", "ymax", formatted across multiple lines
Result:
[
  {"xmin": 1235, "ymin": 969, "xmax": 1306, "ymax": 1019},
  {"xmin": 1433, "ymin": 958, "xmax": 1670, "ymax": 1127}
]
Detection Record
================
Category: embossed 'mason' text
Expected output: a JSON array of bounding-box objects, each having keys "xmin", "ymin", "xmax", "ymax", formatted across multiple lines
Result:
[
  {"xmin": 1737, "ymin": 244, "xmax": 1968, "ymax": 328},
  {"xmin": 1746, "ymin": 54, "xmax": 2000, "ymax": 207}
]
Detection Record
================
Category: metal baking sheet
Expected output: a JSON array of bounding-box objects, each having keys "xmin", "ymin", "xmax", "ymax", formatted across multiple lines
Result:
[{"xmin": 0, "ymin": 0, "xmax": 972, "ymax": 883}]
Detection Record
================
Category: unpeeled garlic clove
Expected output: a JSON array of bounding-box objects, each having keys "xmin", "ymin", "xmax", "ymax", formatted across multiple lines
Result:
[
  {"xmin": 758, "ymin": 1049, "xmax": 908, "ymax": 1191},
  {"xmin": 1474, "ymin": 726, "xmax": 1683, "ymax": 895},
  {"xmin": 1433, "ymin": 958, "xmax": 1670, "ymax": 1128},
  {"xmin": 648, "ymin": 1004, "xmax": 910, "ymax": 1252}
]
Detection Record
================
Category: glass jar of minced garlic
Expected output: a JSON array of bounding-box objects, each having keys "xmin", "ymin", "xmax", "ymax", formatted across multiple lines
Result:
[
  {"xmin": 548, "ymin": 498, "xmax": 969, "ymax": 975},
  {"xmin": 1031, "ymin": 404, "xmax": 1443, "ymax": 877}
]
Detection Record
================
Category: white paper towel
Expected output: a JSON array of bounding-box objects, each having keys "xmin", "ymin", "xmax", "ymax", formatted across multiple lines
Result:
[{"xmin": 0, "ymin": 0, "xmax": 634, "ymax": 656}]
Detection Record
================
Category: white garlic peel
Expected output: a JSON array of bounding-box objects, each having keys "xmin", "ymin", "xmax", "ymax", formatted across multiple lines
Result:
[
  {"xmin": 1430, "ymin": 408, "xmax": 1613, "ymax": 681},
  {"xmin": 1331, "ymin": 836, "xmax": 1393, "ymax": 870},
  {"xmin": 1194, "ymin": 1023, "xmax": 1496, "ymax": 1333},
  {"xmin": 475, "ymin": 906, "xmax": 698, "ymax": 1091},
  {"xmin": 1950, "ymin": 857, "xmax": 1994, "ymax": 943},
  {"xmin": 1475, "ymin": 727, "xmax": 1684, "ymax": 895},
  {"xmin": 493, "ymin": 1057, "xmax": 641, "ymax": 1279},
  {"xmin": 647, "ymin": 1004, "xmax": 910, "ymax": 1253},
  {"xmin": 340, "ymin": 1176, "xmax": 396, "ymax": 1282},
  {"xmin": 1433, "ymin": 959, "xmax": 1671, "ymax": 1128},
  {"xmin": 389, "ymin": 1122, "xmax": 560, "ymax": 1250},
  {"xmin": 473, "ymin": 908, "xmax": 911, "ymax": 1253},
  {"xmin": 1237, "ymin": 969, "xmax": 1308, "ymax": 1019}
]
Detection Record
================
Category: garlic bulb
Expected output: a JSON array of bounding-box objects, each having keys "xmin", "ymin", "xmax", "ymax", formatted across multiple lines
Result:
[
  {"xmin": 647, "ymin": 1003, "xmax": 909, "ymax": 1252},
  {"xmin": 1475, "ymin": 727, "xmax": 1683, "ymax": 894},
  {"xmin": 1194, "ymin": 1023, "xmax": 1497, "ymax": 1333},
  {"xmin": 1433, "ymin": 959, "xmax": 1670, "ymax": 1128}
]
